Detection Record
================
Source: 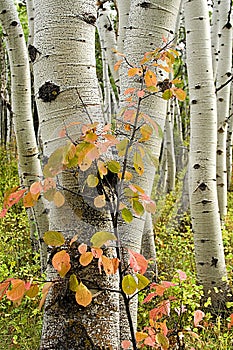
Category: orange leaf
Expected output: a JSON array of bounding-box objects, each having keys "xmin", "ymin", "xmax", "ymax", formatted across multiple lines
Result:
[
  {"xmin": 128, "ymin": 67, "xmax": 143, "ymax": 77},
  {"xmin": 23, "ymin": 191, "xmax": 37, "ymax": 208},
  {"xmin": 228, "ymin": 313, "xmax": 233, "ymax": 329},
  {"xmin": 75, "ymin": 282, "xmax": 92, "ymax": 307},
  {"xmin": 80, "ymin": 252, "xmax": 93, "ymax": 266},
  {"xmin": 39, "ymin": 282, "xmax": 53, "ymax": 310},
  {"xmin": 91, "ymin": 247, "xmax": 103, "ymax": 258},
  {"xmin": 136, "ymin": 331, "xmax": 148, "ymax": 342},
  {"xmin": 124, "ymin": 87, "xmax": 136, "ymax": 95},
  {"xmin": 52, "ymin": 250, "xmax": 71, "ymax": 277},
  {"xmin": 6, "ymin": 279, "xmax": 26, "ymax": 301},
  {"xmin": 172, "ymin": 87, "xmax": 186, "ymax": 101},
  {"xmin": 101, "ymin": 255, "xmax": 115, "ymax": 275},
  {"xmin": 30, "ymin": 181, "xmax": 43, "ymax": 195},
  {"xmin": 114, "ymin": 59, "xmax": 123, "ymax": 71},
  {"xmin": 78, "ymin": 243, "xmax": 87, "ymax": 254},
  {"xmin": 145, "ymin": 70, "xmax": 157, "ymax": 87},
  {"xmin": 0, "ymin": 280, "xmax": 11, "ymax": 300}
]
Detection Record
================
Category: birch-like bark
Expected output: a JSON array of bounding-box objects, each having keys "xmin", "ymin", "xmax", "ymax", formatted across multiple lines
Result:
[
  {"xmin": 26, "ymin": 0, "xmax": 34, "ymax": 46},
  {"xmin": 184, "ymin": 0, "xmax": 228, "ymax": 307},
  {"xmin": 116, "ymin": 0, "xmax": 130, "ymax": 54},
  {"xmin": 33, "ymin": 1, "xmax": 120, "ymax": 348},
  {"xmin": 210, "ymin": 0, "xmax": 220, "ymax": 81},
  {"xmin": 165, "ymin": 100, "xmax": 176, "ymax": 193},
  {"xmin": 0, "ymin": 0, "xmax": 48, "ymax": 271},
  {"xmin": 227, "ymin": 79, "xmax": 233, "ymax": 189},
  {"xmin": 216, "ymin": 0, "xmax": 232, "ymax": 221},
  {"xmin": 118, "ymin": 0, "xmax": 181, "ymax": 341}
]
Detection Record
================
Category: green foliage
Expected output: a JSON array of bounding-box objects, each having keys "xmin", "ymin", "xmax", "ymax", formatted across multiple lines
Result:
[{"xmin": 0, "ymin": 148, "xmax": 42, "ymax": 349}]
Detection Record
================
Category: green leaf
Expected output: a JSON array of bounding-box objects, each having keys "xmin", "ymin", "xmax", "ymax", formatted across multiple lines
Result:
[
  {"xmin": 107, "ymin": 160, "xmax": 121, "ymax": 173},
  {"xmin": 116, "ymin": 138, "xmax": 129, "ymax": 157},
  {"xmin": 90, "ymin": 231, "xmax": 117, "ymax": 248},
  {"xmin": 162, "ymin": 89, "xmax": 173, "ymax": 100},
  {"xmin": 69, "ymin": 274, "xmax": 79, "ymax": 292},
  {"xmin": 43, "ymin": 231, "xmax": 65, "ymax": 246},
  {"xmin": 132, "ymin": 199, "xmax": 145, "ymax": 216},
  {"xmin": 122, "ymin": 275, "xmax": 137, "ymax": 295},
  {"xmin": 156, "ymin": 333, "xmax": 169, "ymax": 349},
  {"xmin": 121, "ymin": 208, "xmax": 133, "ymax": 223},
  {"xmin": 87, "ymin": 174, "xmax": 99, "ymax": 187},
  {"xmin": 136, "ymin": 273, "xmax": 150, "ymax": 290}
]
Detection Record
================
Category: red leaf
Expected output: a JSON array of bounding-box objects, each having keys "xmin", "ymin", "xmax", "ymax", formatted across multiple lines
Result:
[
  {"xmin": 0, "ymin": 280, "xmax": 11, "ymax": 300},
  {"xmin": 228, "ymin": 313, "xmax": 233, "ymax": 329},
  {"xmin": 128, "ymin": 249, "xmax": 148, "ymax": 274},
  {"xmin": 177, "ymin": 270, "xmax": 187, "ymax": 281},
  {"xmin": 142, "ymin": 292, "xmax": 157, "ymax": 304},
  {"xmin": 121, "ymin": 340, "xmax": 131, "ymax": 349},
  {"xmin": 194, "ymin": 310, "xmax": 205, "ymax": 327},
  {"xmin": 149, "ymin": 300, "xmax": 170, "ymax": 320}
]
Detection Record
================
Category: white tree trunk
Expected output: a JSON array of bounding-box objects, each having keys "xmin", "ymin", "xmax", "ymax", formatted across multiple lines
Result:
[
  {"xmin": 33, "ymin": 1, "xmax": 120, "ymax": 348},
  {"xmin": 0, "ymin": 0, "xmax": 48, "ymax": 270},
  {"xmin": 184, "ymin": 0, "xmax": 228, "ymax": 307},
  {"xmin": 216, "ymin": 0, "xmax": 232, "ymax": 221},
  {"xmin": 116, "ymin": 0, "xmax": 130, "ymax": 54},
  {"xmin": 210, "ymin": 0, "xmax": 220, "ymax": 81}
]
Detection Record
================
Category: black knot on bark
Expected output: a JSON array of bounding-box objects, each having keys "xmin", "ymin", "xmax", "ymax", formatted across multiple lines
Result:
[
  {"xmin": 38, "ymin": 82, "xmax": 60, "ymax": 102},
  {"xmin": 199, "ymin": 182, "xmax": 207, "ymax": 191},
  {"xmin": 10, "ymin": 21, "xmax": 18, "ymax": 27},
  {"xmin": 28, "ymin": 44, "xmax": 41, "ymax": 63},
  {"xmin": 137, "ymin": 1, "xmax": 152, "ymax": 8}
]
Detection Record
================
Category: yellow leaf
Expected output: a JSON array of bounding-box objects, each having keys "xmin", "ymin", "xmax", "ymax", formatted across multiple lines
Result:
[
  {"xmin": 107, "ymin": 160, "xmax": 121, "ymax": 173},
  {"xmin": 136, "ymin": 273, "xmax": 150, "ymax": 290},
  {"xmin": 136, "ymin": 331, "xmax": 148, "ymax": 342},
  {"xmin": 128, "ymin": 67, "xmax": 143, "ymax": 77},
  {"xmin": 25, "ymin": 284, "xmax": 39, "ymax": 298},
  {"xmin": 139, "ymin": 124, "xmax": 153, "ymax": 142},
  {"xmin": 116, "ymin": 138, "xmax": 129, "ymax": 157},
  {"xmin": 75, "ymin": 282, "xmax": 92, "ymax": 307},
  {"xmin": 156, "ymin": 333, "xmax": 169, "ymax": 350},
  {"xmin": 69, "ymin": 274, "xmax": 79, "ymax": 292},
  {"xmin": 87, "ymin": 174, "xmax": 99, "ymax": 187},
  {"xmin": 133, "ymin": 152, "xmax": 144, "ymax": 176},
  {"xmin": 122, "ymin": 275, "xmax": 137, "ymax": 295},
  {"xmin": 43, "ymin": 231, "xmax": 65, "ymax": 246},
  {"xmin": 172, "ymin": 87, "xmax": 186, "ymax": 101},
  {"xmin": 90, "ymin": 231, "xmax": 116, "ymax": 248},
  {"xmin": 80, "ymin": 252, "xmax": 93, "ymax": 266}
]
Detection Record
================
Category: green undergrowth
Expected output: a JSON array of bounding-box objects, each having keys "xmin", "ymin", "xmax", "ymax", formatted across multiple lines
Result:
[
  {"xmin": 0, "ymin": 149, "xmax": 232, "ymax": 349},
  {"xmin": 137, "ymin": 183, "xmax": 233, "ymax": 349},
  {"xmin": 0, "ymin": 148, "xmax": 42, "ymax": 350}
]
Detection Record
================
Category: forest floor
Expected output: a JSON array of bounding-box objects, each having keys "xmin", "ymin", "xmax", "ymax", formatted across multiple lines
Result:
[{"xmin": 0, "ymin": 148, "xmax": 232, "ymax": 349}]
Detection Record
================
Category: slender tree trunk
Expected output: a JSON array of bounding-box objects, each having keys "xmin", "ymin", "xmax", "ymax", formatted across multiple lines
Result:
[
  {"xmin": 184, "ymin": 0, "xmax": 228, "ymax": 308},
  {"xmin": 216, "ymin": 0, "xmax": 232, "ymax": 221},
  {"xmin": 33, "ymin": 1, "xmax": 120, "ymax": 348},
  {"xmin": 0, "ymin": 0, "xmax": 48, "ymax": 270}
]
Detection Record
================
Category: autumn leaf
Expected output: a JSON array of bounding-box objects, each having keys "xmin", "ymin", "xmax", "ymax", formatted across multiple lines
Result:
[
  {"xmin": 75, "ymin": 282, "xmax": 92, "ymax": 307},
  {"xmin": 122, "ymin": 274, "xmax": 137, "ymax": 295},
  {"xmin": 69, "ymin": 274, "xmax": 79, "ymax": 292},
  {"xmin": 52, "ymin": 250, "xmax": 71, "ymax": 277},
  {"xmin": 80, "ymin": 252, "xmax": 93, "ymax": 266},
  {"xmin": 116, "ymin": 138, "xmax": 129, "ymax": 157},
  {"xmin": 145, "ymin": 70, "xmax": 157, "ymax": 88},
  {"xmin": 39, "ymin": 282, "xmax": 53, "ymax": 310},
  {"xmin": 107, "ymin": 160, "xmax": 121, "ymax": 173},
  {"xmin": 121, "ymin": 340, "xmax": 132, "ymax": 349},
  {"xmin": 128, "ymin": 67, "xmax": 143, "ymax": 77},
  {"xmin": 227, "ymin": 313, "xmax": 233, "ymax": 329},
  {"xmin": 23, "ymin": 191, "xmax": 37, "ymax": 208},
  {"xmin": 121, "ymin": 207, "xmax": 133, "ymax": 223},
  {"xmin": 114, "ymin": 59, "xmax": 123, "ymax": 71},
  {"xmin": 90, "ymin": 231, "xmax": 116, "ymax": 248},
  {"xmin": 6, "ymin": 279, "xmax": 26, "ymax": 302},
  {"xmin": 43, "ymin": 231, "xmax": 65, "ymax": 246},
  {"xmin": 87, "ymin": 174, "xmax": 99, "ymax": 187},
  {"xmin": 53, "ymin": 191, "xmax": 65, "ymax": 207},
  {"xmin": 136, "ymin": 332, "xmax": 148, "ymax": 342},
  {"xmin": 129, "ymin": 249, "xmax": 148, "ymax": 274},
  {"xmin": 136, "ymin": 273, "xmax": 150, "ymax": 290},
  {"xmin": 162, "ymin": 89, "xmax": 173, "ymax": 100},
  {"xmin": 139, "ymin": 124, "xmax": 153, "ymax": 142},
  {"xmin": 94, "ymin": 195, "xmax": 106, "ymax": 208},
  {"xmin": 25, "ymin": 284, "xmax": 39, "ymax": 298},
  {"xmin": 176, "ymin": 270, "xmax": 187, "ymax": 281},
  {"xmin": 0, "ymin": 280, "xmax": 11, "ymax": 300},
  {"xmin": 172, "ymin": 87, "xmax": 186, "ymax": 101},
  {"xmin": 133, "ymin": 151, "xmax": 144, "ymax": 176},
  {"xmin": 156, "ymin": 333, "xmax": 169, "ymax": 350},
  {"xmin": 78, "ymin": 243, "xmax": 87, "ymax": 254},
  {"xmin": 132, "ymin": 199, "xmax": 145, "ymax": 216},
  {"xmin": 194, "ymin": 310, "xmax": 205, "ymax": 327}
]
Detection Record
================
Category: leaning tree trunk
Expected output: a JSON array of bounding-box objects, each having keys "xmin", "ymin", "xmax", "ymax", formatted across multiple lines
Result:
[
  {"xmin": 33, "ymin": 0, "xmax": 120, "ymax": 348},
  {"xmin": 0, "ymin": 0, "xmax": 48, "ymax": 270},
  {"xmin": 184, "ymin": 0, "xmax": 228, "ymax": 309}
]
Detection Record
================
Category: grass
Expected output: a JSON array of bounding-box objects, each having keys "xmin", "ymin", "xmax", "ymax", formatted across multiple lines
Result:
[{"xmin": 0, "ymin": 148, "xmax": 232, "ymax": 349}]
